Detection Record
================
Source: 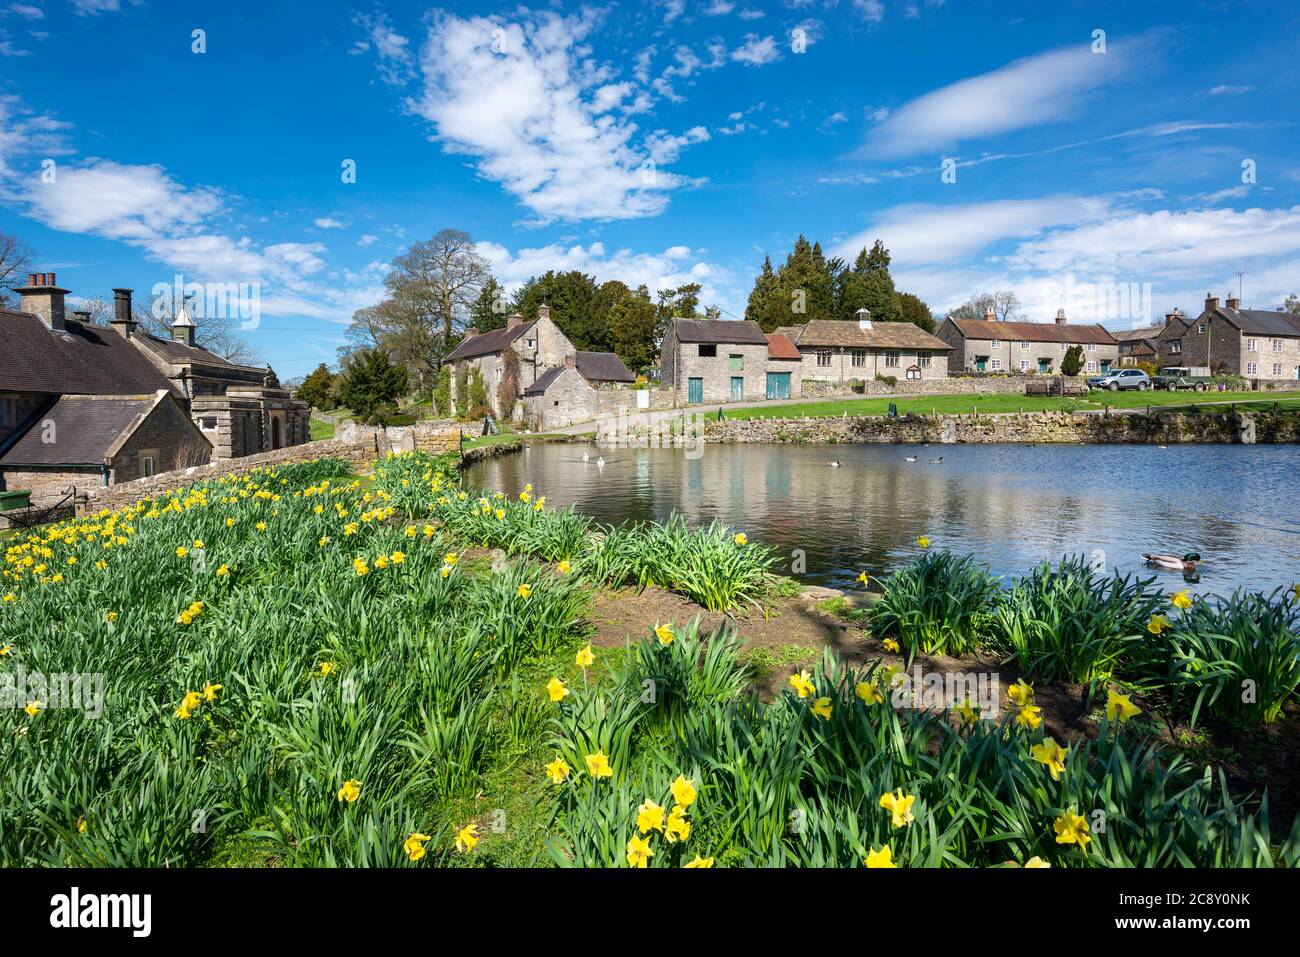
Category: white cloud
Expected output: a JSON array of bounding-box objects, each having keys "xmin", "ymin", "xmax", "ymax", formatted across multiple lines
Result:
[
  {"xmin": 821, "ymin": 110, "xmax": 848, "ymax": 130},
  {"xmin": 1203, "ymin": 84, "xmax": 1253, "ymax": 96},
  {"xmin": 704, "ymin": 0, "xmax": 735, "ymax": 13},
  {"xmin": 7, "ymin": 4, "xmax": 44, "ymax": 19},
  {"xmin": 731, "ymin": 34, "xmax": 779, "ymax": 66},
  {"xmin": 352, "ymin": 11, "xmax": 416, "ymax": 85},
  {"xmin": 357, "ymin": 234, "xmax": 378, "ymax": 246},
  {"xmin": 865, "ymin": 37, "xmax": 1153, "ymax": 158},
  {"xmin": 853, "ymin": 0, "xmax": 885, "ymax": 23},
  {"xmin": 314, "ymin": 217, "xmax": 345, "ymax": 229},
  {"xmin": 661, "ymin": 0, "xmax": 685, "ymax": 23},
  {"xmin": 70, "ymin": 0, "xmax": 139, "ymax": 15},
  {"xmin": 409, "ymin": 10, "xmax": 707, "ymax": 222},
  {"xmin": 737, "ymin": 7, "xmax": 765, "ymax": 19}
]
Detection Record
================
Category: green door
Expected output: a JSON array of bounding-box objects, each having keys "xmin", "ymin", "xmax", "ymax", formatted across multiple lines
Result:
[
  {"xmin": 1038, "ymin": 358, "xmax": 1052, "ymax": 373},
  {"xmin": 766, "ymin": 372, "xmax": 791, "ymax": 399},
  {"xmin": 975, "ymin": 357, "xmax": 987, "ymax": 372},
  {"xmin": 687, "ymin": 377, "xmax": 703, "ymax": 403},
  {"xmin": 1100, "ymin": 360, "xmax": 1112, "ymax": 374},
  {"xmin": 730, "ymin": 376, "xmax": 744, "ymax": 401}
]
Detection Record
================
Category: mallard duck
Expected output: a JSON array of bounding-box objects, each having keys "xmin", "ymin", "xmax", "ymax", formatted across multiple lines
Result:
[
  {"xmin": 905, "ymin": 456, "xmax": 917, "ymax": 463},
  {"xmin": 1143, "ymin": 551, "xmax": 1201, "ymax": 573},
  {"xmin": 928, "ymin": 456, "xmax": 944, "ymax": 464}
]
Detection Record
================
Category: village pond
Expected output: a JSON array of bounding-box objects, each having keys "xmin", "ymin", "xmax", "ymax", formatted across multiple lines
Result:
[{"xmin": 465, "ymin": 441, "xmax": 1300, "ymax": 597}]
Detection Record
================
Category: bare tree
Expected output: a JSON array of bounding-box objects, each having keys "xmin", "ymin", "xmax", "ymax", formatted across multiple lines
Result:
[
  {"xmin": 951, "ymin": 290, "xmax": 1022, "ymax": 321},
  {"xmin": 385, "ymin": 228, "xmax": 490, "ymax": 349},
  {"xmin": 0, "ymin": 232, "xmax": 34, "ymax": 307},
  {"xmin": 78, "ymin": 290, "xmax": 259, "ymax": 364}
]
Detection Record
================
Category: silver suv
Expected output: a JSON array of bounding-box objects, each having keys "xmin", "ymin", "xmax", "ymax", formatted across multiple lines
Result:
[{"xmin": 1088, "ymin": 369, "xmax": 1150, "ymax": 391}]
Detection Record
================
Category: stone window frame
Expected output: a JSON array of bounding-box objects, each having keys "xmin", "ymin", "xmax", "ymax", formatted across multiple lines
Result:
[
  {"xmin": 1246, "ymin": 338, "xmax": 1257, "ymax": 352},
  {"xmin": 884, "ymin": 351, "xmax": 900, "ymax": 368},
  {"xmin": 1271, "ymin": 338, "xmax": 1284, "ymax": 352},
  {"xmin": 1246, "ymin": 362, "xmax": 1258, "ymax": 376},
  {"xmin": 1019, "ymin": 340, "xmax": 1029, "ymax": 349},
  {"xmin": 1170, "ymin": 339, "xmax": 1182, "ymax": 354},
  {"xmin": 140, "ymin": 449, "xmax": 158, "ymax": 478},
  {"xmin": 1198, "ymin": 323, "xmax": 1207, "ymax": 334},
  {"xmin": 698, "ymin": 343, "xmax": 717, "ymax": 358},
  {"xmin": 989, "ymin": 357, "xmax": 1002, "ymax": 371},
  {"xmin": 1087, "ymin": 343, "xmax": 1097, "ymax": 352},
  {"xmin": 918, "ymin": 353, "xmax": 932, "ymax": 368},
  {"xmin": 1273, "ymin": 363, "xmax": 1285, "ymax": 376},
  {"xmin": 850, "ymin": 349, "xmax": 866, "ymax": 367},
  {"xmin": 1019, "ymin": 358, "xmax": 1029, "ymax": 372},
  {"xmin": 990, "ymin": 339, "xmax": 1001, "ymax": 348},
  {"xmin": 816, "ymin": 350, "xmax": 832, "ymax": 367},
  {"xmin": 728, "ymin": 353, "xmax": 744, "ymax": 371}
]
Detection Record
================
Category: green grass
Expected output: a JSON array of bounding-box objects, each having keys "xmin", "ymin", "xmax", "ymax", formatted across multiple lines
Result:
[
  {"xmin": 462, "ymin": 431, "xmax": 570, "ymax": 451},
  {"xmin": 309, "ymin": 417, "xmax": 336, "ymax": 441},
  {"xmin": 720, "ymin": 389, "xmax": 1300, "ymax": 421}
]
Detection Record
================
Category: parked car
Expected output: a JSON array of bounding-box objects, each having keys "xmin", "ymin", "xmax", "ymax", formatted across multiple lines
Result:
[
  {"xmin": 1088, "ymin": 369, "xmax": 1151, "ymax": 391},
  {"xmin": 1153, "ymin": 366, "xmax": 1213, "ymax": 391}
]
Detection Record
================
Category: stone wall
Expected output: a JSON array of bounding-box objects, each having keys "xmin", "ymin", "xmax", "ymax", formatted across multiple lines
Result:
[
  {"xmin": 702, "ymin": 409, "xmax": 1300, "ymax": 445},
  {"xmin": 1, "ymin": 466, "xmax": 99, "ymax": 511},
  {"xmin": 110, "ymin": 394, "xmax": 213, "ymax": 483},
  {"xmin": 800, "ymin": 374, "xmax": 1088, "ymax": 397}
]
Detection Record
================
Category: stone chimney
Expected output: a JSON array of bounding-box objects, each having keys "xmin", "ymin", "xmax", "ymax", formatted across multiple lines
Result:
[
  {"xmin": 507, "ymin": 312, "xmax": 524, "ymax": 328},
  {"xmin": 1225, "ymin": 295, "xmax": 1240, "ymax": 311},
  {"xmin": 110, "ymin": 288, "xmax": 138, "ymax": 338},
  {"xmin": 172, "ymin": 295, "xmax": 197, "ymax": 346},
  {"xmin": 73, "ymin": 310, "xmax": 91, "ymax": 323},
  {"xmin": 537, "ymin": 302, "xmax": 550, "ymax": 322},
  {"xmin": 855, "ymin": 307, "xmax": 872, "ymax": 330},
  {"xmin": 1205, "ymin": 292, "xmax": 1219, "ymax": 312},
  {"xmin": 564, "ymin": 354, "xmax": 576, "ymax": 369},
  {"xmin": 1055, "ymin": 308, "xmax": 1067, "ymax": 325},
  {"xmin": 17, "ymin": 272, "xmax": 67, "ymax": 331},
  {"xmin": 1164, "ymin": 308, "xmax": 1183, "ymax": 327},
  {"xmin": 983, "ymin": 304, "xmax": 995, "ymax": 321}
]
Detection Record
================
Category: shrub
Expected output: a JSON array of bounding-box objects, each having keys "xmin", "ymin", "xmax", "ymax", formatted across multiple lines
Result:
[{"xmin": 869, "ymin": 550, "xmax": 1000, "ymax": 657}]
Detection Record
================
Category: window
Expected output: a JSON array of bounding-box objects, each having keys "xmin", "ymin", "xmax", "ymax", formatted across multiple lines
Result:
[
  {"xmin": 141, "ymin": 456, "xmax": 156, "ymax": 478},
  {"xmin": 199, "ymin": 417, "xmax": 218, "ymax": 431},
  {"xmin": 1087, "ymin": 343, "xmax": 1096, "ymax": 352},
  {"xmin": 851, "ymin": 349, "xmax": 866, "ymax": 367},
  {"xmin": 1019, "ymin": 358, "xmax": 1029, "ymax": 372},
  {"xmin": 1019, "ymin": 341, "xmax": 1029, "ymax": 350},
  {"xmin": 526, "ymin": 338, "xmax": 535, "ymax": 349},
  {"xmin": 0, "ymin": 396, "xmax": 15, "ymax": 429},
  {"xmin": 728, "ymin": 353, "xmax": 743, "ymax": 371},
  {"xmin": 698, "ymin": 344, "xmax": 717, "ymax": 358},
  {"xmin": 1060, "ymin": 342, "xmax": 1068, "ymax": 352},
  {"xmin": 919, "ymin": 354, "xmax": 932, "ymax": 368},
  {"xmin": 990, "ymin": 339, "xmax": 1001, "ymax": 348},
  {"xmin": 1198, "ymin": 324, "xmax": 1207, "ymax": 334},
  {"xmin": 816, "ymin": 350, "xmax": 832, "ymax": 367},
  {"xmin": 1246, "ymin": 362, "xmax": 1258, "ymax": 376},
  {"xmin": 990, "ymin": 358, "xmax": 1002, "ymax": 371},
  {"xmin": 1170, "ymin": 340, "xmax": 1182, "ymax": 354},
  {"xmin": 1086, "ymin": 360, "xmax": 1097, "ymax": 373},
  {"xmin": 1246, "ymin": 338, "xmax": 1257, "ymax": 352},
  {"xmin": 884, "ymin": 351, "xmax": 900, "ymax": 368},
  {"xmin": 1273, "ymin": 363, "xmax": 1284, "ymax": 376},
  {"xmin": 1271, "ymin": 339, "xmax": 1284, "ymax": 352}
]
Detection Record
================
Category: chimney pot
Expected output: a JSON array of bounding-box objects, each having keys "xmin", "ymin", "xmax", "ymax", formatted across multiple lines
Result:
[
  {"xmin": 46, "ymin": 272, "xmax": 55, "ymax": 286},
  {"xmin": 507, "ymin": 312, "xmax": 523, "ymax": 328},
  {"xmin": 111, "ymin": 288, "xmax": 137, "ymax": 337},
  {"xmin": 983, "ymin": 305, "xmax": 995, "ymax": 321},
  {"xmin": 564, "ymin": 354, "xmax": 576, "ymax": 369},
  {"xmin": 537, "ymin": 302, "xmax": 551, "ymax": 321},
  {"xmin": 26, "ymin": 273, "xmax": 37, "ymax": 286},
  {"xmin": 1055, "ymin": 308, "xmax": 1067, "ymax": 325},
  {"xmin": 18, "ymin": 269, "xmax": 67, "ymax": 331}
]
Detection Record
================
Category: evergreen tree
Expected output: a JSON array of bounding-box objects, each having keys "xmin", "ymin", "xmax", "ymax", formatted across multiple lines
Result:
[
  {"xmin": 896, "ymin": 292, "xmax": 937, "ymax": 333},
  {"xmin": 745, "ymin": 255, "xmax": 787, "ymax": 331},
  {"xmin": 339, "ymin": 348, "xmax": 408, "ymax": 421},
  {"xmin": 296, "ymin": 363, "xmax": 337, "ymax": 411},
  {"xmin": 777, "ymin": 235, "xmax": 835, "ymax": 323},
  {"xmin": 608, "ymin": 290, "xmax": 658, "ymax": 373},
  {"xmin": 469, "ymin": 277, "xmax": 509, "ymax": 333}
]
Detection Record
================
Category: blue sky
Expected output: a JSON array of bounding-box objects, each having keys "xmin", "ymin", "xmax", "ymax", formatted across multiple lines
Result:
[{"xmin": 2, "ymin": 0, "xmax": 1298, "ymax": 378}]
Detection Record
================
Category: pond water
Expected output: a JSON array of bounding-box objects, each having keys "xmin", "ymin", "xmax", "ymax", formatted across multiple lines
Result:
[{"xmin": 465, "ymin": 442, "xmax": 1300, "ymax": 598}]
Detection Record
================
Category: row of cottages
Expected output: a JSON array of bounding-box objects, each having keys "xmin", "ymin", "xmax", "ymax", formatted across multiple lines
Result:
[
  {"xmin": 1157, "ymin": 294, "xmax": 1300, "ymax": 381},
  {"xmin": 775, "ymin": 310, "xmax": 953, "ymax": 384},
  {"xmin": 443, "ymin": 304, "xmax": 635, "ymax": 427},
  {"xmin": 660, "ymin": 318, "xmax": 803, "ymax": 403},
  {"xmin": 0, "ymin": 273, "xmax": 309, "ymax": 506},
  {"xmin": 936, "ymin": 307, "xmax": 1120, "ymax": 374}
]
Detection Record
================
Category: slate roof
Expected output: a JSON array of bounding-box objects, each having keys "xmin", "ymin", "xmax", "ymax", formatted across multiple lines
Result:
[
  {"xmin": 785, "ymin": 319, "xmax": 952, "ymax": 351},
  {"xmin": 672, "ymin": 318, "xmax": 769, "ymax": 345},
  {"xmin": 0, "ymin": 395, "xmax": 155, "ymax": 466},
  {"xmin": 0, "ymin": 309, "xmax": 175, "ymax": 394},
  {"xmin": 947, "ymin": 318, "xmax": 1117, "ymax": 346},
  {"xmin": 522, "ymin": 367, "xmax": 565, "ymax": 397},
  {"xmin": 575, "ymin": 351, "xmax": 635, "ymax": 382},
  {"xmin": 765, "ymin": 333, "xmax": 802, "ymax": 360},
  {"xmin": 445, "ymin": 322, "xmax": 536, "ymax": 362},
  {"xmin": 1213, "ymin": 307, "xmax": 1300, "ymax": 338},
  {"xmin": 137, "ymin": 334, "xmax": 263, "ymax": 373},
  {"xmin": 1110, "ymin": 325, "xmax": 1165, "ymax": 342}
]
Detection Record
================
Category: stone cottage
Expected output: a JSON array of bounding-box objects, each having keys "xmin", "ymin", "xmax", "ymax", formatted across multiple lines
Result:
[
  {"xmin": 522, "ymin": 351, "xmax": 636, "ymax": 430},
  {"xmin": 445, "ymin": 304, "xmax": 574, "ymax": 420},
  {"xmin": 776, "ymin": 310, "xmax": 951, "ymax": 384},
  {"xmin": 1158, "ymin": 294, "xmax": 1300, "ymax": 383},
  {"xmin": 936, "ymin": 306, "xmax": 1119, "ymax": 375},
  {"xmin": 660, "ymin": 318, "xmax": 805, "ymax": 403},
  {"xmin": 1111, "ymin": 324, "xmax": 1166, "ymax": 368}
]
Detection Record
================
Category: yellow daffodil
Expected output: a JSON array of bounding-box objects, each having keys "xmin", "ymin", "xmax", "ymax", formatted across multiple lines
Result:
[
  {"xmin": 3, "ymin": 594, "xmax": 15, "ymax": 604},
  {"xmin": 1015, "ymin": 704, "xmax": 1043, "ymax": 731},
  {"xmin": 636, "ymin": 800, "xmax": 666, "ymax": 834},
  {"xmin": 24, "ymin": 700, "xmax": 41, "ymax": 717},
  {"xmin": 882, "ymin": 638, "xmax": 900, "ymax": 653},
  {"xmin": 547, "ymin": 677, "xmax": 569, "ymax": 702},
  {"xmin": 76, "ymin": 817, "xmax": 87, "ymax": 835},
  {"xmin": 733, "ymin": 532, "xmax": 747, "ymax": 546},
  {"xmin": 1008, "ymin": 678, "xmax": 1035, "ymax": 708},
  {"xmin": 665, "ymin": 805, "xmax": 691, "ymax": 843},
  {"xmin": 865, "ymin": 845, "xmax": 896, "ymax": 868},
  {"xmin": 684, "ymin": 854, "xmax": 714, "ymax": 868},
  {"xmin": 318, "ymin": 661, "xmax": 336, "ymax": 677},
  {"xmin": 1053, "ymin": 810, "xmax": 1091, "ymax": 847},
  {"xmin": 404, "ymin": 832, "xmax": 431, "ymax": 861},
  {"xmin": 954, "ymin": 699, "xmax": 979, "ymax": 724},
  {"xmin": 1106, "ymin": 690, "xmax": 1142, "ymax": 724},
  {"xmin": 670, "ymin": 775, "xmax": 697, "ymax": 808},
  {"xmin": 1171, "ymin": 589, "xmax": 1192, "ymax": 610},
  {"xmin": 0, "ymin": 644, "xmax": 11, "ymax": 655},
  {"xmin": 374, "ymin": 555, "xmax": 389, "ymax": 570},
  {"xmin": 337, "ymin": 779, "xmax": 361, "ymax": 803},
  {"xmin": 517, "ymin": 583, "xmax": 532, "ymax": 599},
  {"xmin": 216, "ymin": 564, "xmax": 229, "ymax": 577},
  {"xmin": 655, "ymin": 623, "xmax": 675, "ymax": 645},
  {"xmin": 545, "ymin": 756, "xmax": 571, "ymax": 784},
  {"xmin": 455, "ymin": 822, "xmax": 480, "ymax": 853},
  {"xmin": 575, "ymin": 644, "xmax": 595, "ymax": 668},
  {"xmin": 1023, "ymin": 856, "xmax": 1051, "ymax": 868},
  {"xmin": 444, "ymin": 552, "xmax": 459, "ymax": 565},
  {"xmin": 353, "ymin": 558, "xmax": 370, "ymax": 576},
  {"xmin": 255, "ymin": 521, "xmax": 267, "ymax": 532},
  {"xmin": 203, "ymin": 681, "xmax": 222, "ymax": 702},
  {"xmin": 811, "ymin": 697, "xmax": 833, "ymax": 721},
  {"xmin": 585, "ymin": 751, "xmax": 612, "ymax": 779},
  {"xmin": 789, "ymin": 670, "xmax": 815, "ymax": 699},
  {"xmin": 495, "ymin": 508, "xmax": 506, "ymax": 520},
  {"xmin": 1031, "ymin": 737, "xmax": 1068, "ymax": 781},
  {"xmin": 857, "ymin": 571, "xmax": 870, "ymax": 586},
  {"xmin": 855, "ymin": 681, "xmax": 884, "ymax": 705},
  {"xmin": 104, "ymin": 612, "xmax": 118, "ymax": 624},
  {"xmin": 916, "ymin": 536, "xmax": 930, "ymax": 549},
  {"xmin": 1147, "ymin": 614, "xmax": 1170, "ymax": 635},
  {"xmin": 557, "ymin": 559, "xmax": 571, "ymax": 574},
  {"xmin": 440, "ymin": 565, "xmax": 452, "ymax": 579},
  {"xmin": 390, "ymin": 551, "xmax": 405, "ymax": 565},
  {"xmin": 879, "ymin": 790, "xmax": 916, "ymax": 829},
  {"xmin": 175, "ymin": 546, "xmax": 188, "ymax": 558},
  {"xmin": 626, "ymin": 834, "xmax": 653, "ymax": 868}
]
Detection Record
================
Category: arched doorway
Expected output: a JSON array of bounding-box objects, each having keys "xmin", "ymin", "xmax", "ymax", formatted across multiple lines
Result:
[{"xmin": 271, "ymin": 416, "xmax": 283, "ymax": 450}]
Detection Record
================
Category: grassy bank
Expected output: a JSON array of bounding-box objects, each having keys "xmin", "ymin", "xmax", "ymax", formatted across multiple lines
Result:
[{"xmin": 2, "ymin": 451, "xmax": 1296, "ymax": 867}]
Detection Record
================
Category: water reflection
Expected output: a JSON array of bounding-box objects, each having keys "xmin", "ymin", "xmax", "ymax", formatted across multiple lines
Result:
[{"xmin": 467, "ymin": 443, "xmax": 1300, "ymax": 597}]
